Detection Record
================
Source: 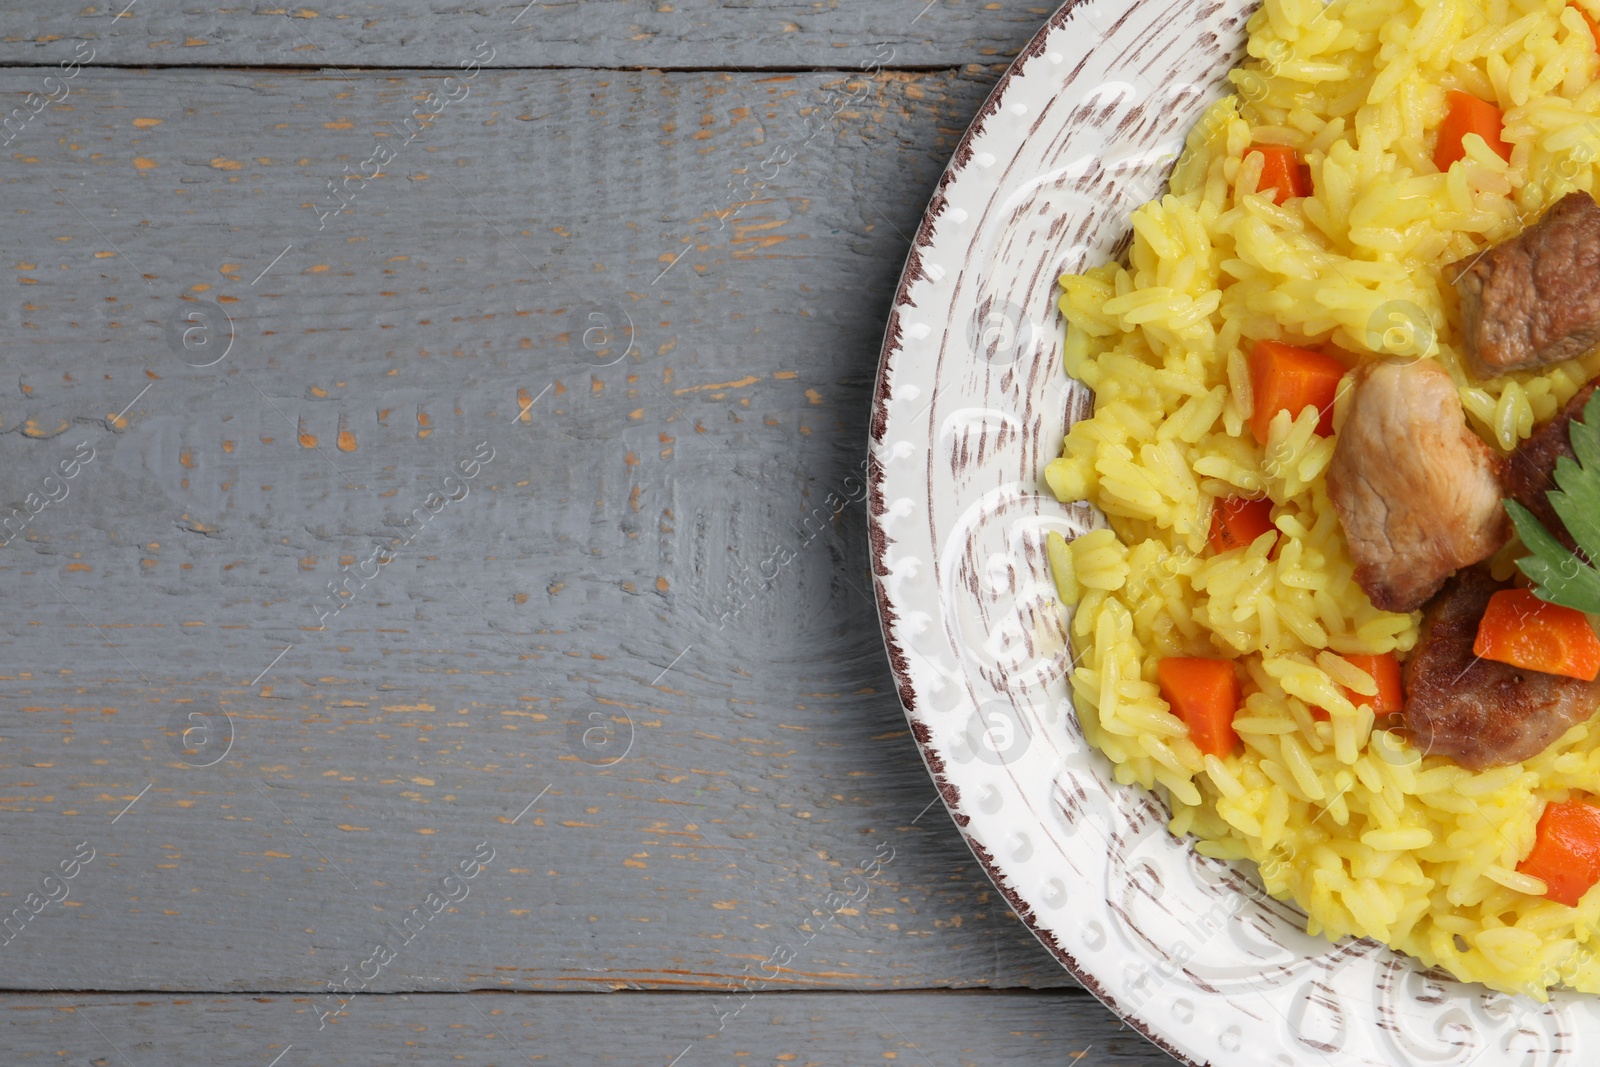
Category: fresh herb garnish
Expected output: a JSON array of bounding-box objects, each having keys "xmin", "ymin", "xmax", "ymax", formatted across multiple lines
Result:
[{"xmin": 1506, "ymin": 388, "xmax": 1600, "ymax": 614}]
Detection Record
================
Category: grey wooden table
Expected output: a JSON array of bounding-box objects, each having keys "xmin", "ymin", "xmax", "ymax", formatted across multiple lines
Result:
[{"xmin": 0, "ymin": 3, "xmax": 1174, "ymax": 1064}]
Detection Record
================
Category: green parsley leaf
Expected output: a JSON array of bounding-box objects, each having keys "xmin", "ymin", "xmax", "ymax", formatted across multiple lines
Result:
[
  {"xmin": 1511, "ymin": 388, "xmax": 1600, "ymax": 614},
  {"xmin": 1507, "ymin": 500, "xmax": 1600, "ymax": 611}
]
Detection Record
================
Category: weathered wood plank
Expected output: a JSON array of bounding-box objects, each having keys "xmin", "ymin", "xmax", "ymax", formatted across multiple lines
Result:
[
  {"xmin": 0, "ymin": 1, "xmax": 1056, "ymax": 70},
  {"xmin": 0, "ymin": 65, "xmax": 1085, "ymax": 995},
  {"xmin": 1, "ymin": 991, "xmax": 1165, "ymax": 1066}
]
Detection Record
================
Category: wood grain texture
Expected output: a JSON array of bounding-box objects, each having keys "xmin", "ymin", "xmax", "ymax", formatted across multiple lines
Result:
[
  {"xmin": 0, "ymin": 64, "xmax": 1088, "ymax": 997},
  {"xmin": 0, "ymin": 990, "xmax": 1170, "ymax": 1065},
  {"xmin": 0, "ymin": 1, "xmax": 1055, "ymax": 70}
]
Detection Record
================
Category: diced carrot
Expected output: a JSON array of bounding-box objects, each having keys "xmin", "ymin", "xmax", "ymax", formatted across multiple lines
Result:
[
  {"xmin": 1208, "ymin": 496, "xmax": 1276, "ymax": 554},
  {"xmin": 1473, "ymin": 588, "xmax": 1600, "ymax": 681},
  {"xmin": 1517, "ymin": 799, "xmax": 1600, "ymax": 906},
  {"xmin": 1157, "ymin": 657, "xmax": 1242, "ymax": 758},
  {"xmin": 1247, "ymin": 339, "xmax": 1348, "ymax": 444},
  {"xmin": 1342, "ymin": 653, "xmax": 1404, "ymax": 713},
  {"xmin": 1574, "ymin": 2, "xmax": 1600, "ymax": 49},
  {"xmin": 1435, "ymin": 89, "xmax": 1513, "ymax": 172},
  {"xmin": 1245, "ymin": 145, "xmax": 1312, "ymax": 205},
  {"xmin": 1312, "ymin": 652, "xmax": 1403, "ymax": 720}
]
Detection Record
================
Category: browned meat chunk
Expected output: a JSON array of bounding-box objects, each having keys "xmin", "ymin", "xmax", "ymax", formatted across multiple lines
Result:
[
  {"xmin": 1326, "ymin": 359, "xmax": 1508, "ymax": 613},
  {"xmin": 1504, "ymin": 379, "xmax": 1600, "ymax": 553},
  {"xmin": 1448, "ymin": 191, "xmax": 1600, "ymax": 378},
  {"xmin": 1403, "ymin": 567, "xmax": 1600, "ymax": 769}
]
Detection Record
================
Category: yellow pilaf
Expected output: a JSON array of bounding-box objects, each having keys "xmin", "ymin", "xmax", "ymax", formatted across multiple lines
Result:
[{"xmin": 1048, "ymin": 0, "xmax": 1600, "ymax": 997}]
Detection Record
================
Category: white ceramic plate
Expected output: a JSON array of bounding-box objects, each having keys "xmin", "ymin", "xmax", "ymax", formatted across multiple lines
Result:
[{"xmin": 867, "ymin": 1, "xmax": 1590, "ymax": 1062}]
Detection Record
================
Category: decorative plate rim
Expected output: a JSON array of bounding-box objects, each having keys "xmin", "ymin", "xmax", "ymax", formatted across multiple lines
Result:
[{"xmin": 865, "ymin": 2, "xmax": 1204, "ymax": 1062}]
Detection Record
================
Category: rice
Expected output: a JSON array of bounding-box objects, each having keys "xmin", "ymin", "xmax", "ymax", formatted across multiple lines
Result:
[{"xmin": 1048, "ymin": 0, "xmax": 1600, "ymax": 997}]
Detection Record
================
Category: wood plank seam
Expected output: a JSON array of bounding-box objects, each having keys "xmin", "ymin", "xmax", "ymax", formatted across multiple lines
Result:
[{"xmin": 0, "ymin": 62, "xmax": 996, "ymax": 72}]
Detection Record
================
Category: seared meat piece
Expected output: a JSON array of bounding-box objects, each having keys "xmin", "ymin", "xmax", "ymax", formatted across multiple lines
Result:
[
  {"xmin": 1403, "ymin": 567, "xmax": 1600, "ymax": 769},
  {"xmin": 1504, "ymin": 379, "xmax": 1600, "ymax": 553},
  {"xmin": 1326, "ymin": 359, "xmax": 1509, "ymax": 613},
  {"xmin": 1448, "ymin": 191, "xmax": 1600, "ymax": 378}
]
